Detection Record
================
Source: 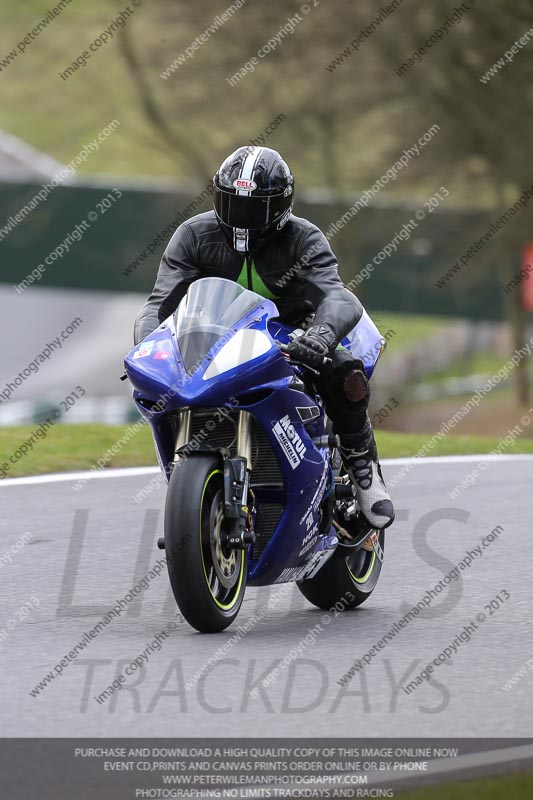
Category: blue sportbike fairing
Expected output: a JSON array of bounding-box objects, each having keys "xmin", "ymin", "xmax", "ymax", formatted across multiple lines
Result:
[{"xmin": 125, "ymin": 277, "xmax": 384, "ymax": 587}]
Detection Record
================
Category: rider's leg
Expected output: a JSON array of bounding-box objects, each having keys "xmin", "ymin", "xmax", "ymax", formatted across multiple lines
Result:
[{"xmin": 314, "ymin": 350, "xmax": 394, "ymax": 530}]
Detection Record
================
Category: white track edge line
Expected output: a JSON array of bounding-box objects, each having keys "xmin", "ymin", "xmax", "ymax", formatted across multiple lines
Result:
[
  {"xmin": 1, "ymin": 454, "xmax": 533, "ymax": 488},
  {"xmin": 359, "ymin": 742, "xmax": 533, "ymax": 787},
  {"xmin": 223, "ymin": 744, "xmax": 533, "ymax": 794}
]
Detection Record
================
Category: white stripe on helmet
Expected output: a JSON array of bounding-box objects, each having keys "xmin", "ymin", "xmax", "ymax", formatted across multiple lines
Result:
[{"xmin": 236, "ymin": 147, "xmax": 262, "ymax": 196}]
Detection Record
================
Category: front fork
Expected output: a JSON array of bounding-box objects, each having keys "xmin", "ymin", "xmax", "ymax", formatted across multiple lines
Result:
[
  {"xmin": 223, "ymin": 411, "xmax": 256, "ymax": 549},
  {"xmin": 175, "ymin": 409, "xmax": 256, "ymax": 550}
]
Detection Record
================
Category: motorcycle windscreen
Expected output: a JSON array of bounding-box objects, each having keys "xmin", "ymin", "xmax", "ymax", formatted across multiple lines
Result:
[{"xmin": 174, "ymin": 276, "xmax": 265, "ymax": 374}]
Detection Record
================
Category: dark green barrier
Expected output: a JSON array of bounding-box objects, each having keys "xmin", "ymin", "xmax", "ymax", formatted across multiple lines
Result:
[{"xmin": 0, "ymin": 181, "xmax": 514, "ymax": 320}]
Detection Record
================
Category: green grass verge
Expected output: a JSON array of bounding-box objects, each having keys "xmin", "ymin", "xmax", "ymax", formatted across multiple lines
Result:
[
  {"xmin": 1, "ymin": 424, "xmax": 533, "ymax": 479},
  {"xmin": 372, "ymin": 312, "xmax": 451, "ymax": 353},
  {"xmin": 376, "ymin": 430, "xmax": 533, "ymax": 458},
  {"xmin": 398, "ymin": 771, "xmax": 533, "ymax": 799},
  {"xmin": 0, "ymin": 423, "xmax": 155, "ymax": 479},
  {"xmin": 421, "ymin": 351, "xmax": 523, "ymax": 385}
]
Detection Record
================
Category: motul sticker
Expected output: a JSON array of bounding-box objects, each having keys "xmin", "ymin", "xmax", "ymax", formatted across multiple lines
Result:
[
  {"xmin": 154, "ymin": 351, "xmax": 170, "ymax": 360},
  {"xmin": 233, "ymin": 178, "xmax": 257, "ymax": 191},
  {"xmin": 272, "ymin": 414, "xmax": 306, "ymax": 469}
]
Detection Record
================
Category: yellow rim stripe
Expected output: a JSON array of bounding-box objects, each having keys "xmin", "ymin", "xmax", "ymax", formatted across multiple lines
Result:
[{"xmin": 348, "ymin": 551, "xmax": 377, "ymax": 584}]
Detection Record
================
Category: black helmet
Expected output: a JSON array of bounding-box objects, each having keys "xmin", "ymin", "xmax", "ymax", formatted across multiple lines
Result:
[{"xmin": 213, "ymin": 146, "xmax": 294, "ymax": 253}]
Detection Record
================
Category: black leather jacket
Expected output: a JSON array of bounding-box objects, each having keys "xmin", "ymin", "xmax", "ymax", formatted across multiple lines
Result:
[{"xmin": 134, "ymin": 211, "xmax": 362, "ymax": 345}]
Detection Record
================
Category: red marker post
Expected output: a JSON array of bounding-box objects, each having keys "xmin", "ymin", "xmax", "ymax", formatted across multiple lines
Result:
[{"xmin": 522, "ymin": 242, "xmax": 533, "ymax": 311}]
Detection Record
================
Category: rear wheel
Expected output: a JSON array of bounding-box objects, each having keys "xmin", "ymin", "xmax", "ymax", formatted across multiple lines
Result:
[
  {"xmin": 164, "ymin": 455, "xmax": 247, "ymax": 632},
  {"xmin": 297, "ymin": 529, "xmax": 385, "ymax": 610}
]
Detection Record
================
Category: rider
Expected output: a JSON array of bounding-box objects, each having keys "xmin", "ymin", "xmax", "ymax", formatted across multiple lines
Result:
[{"xmin": 134, "ymin": 146, "xmax": 394, "ymax": 530}]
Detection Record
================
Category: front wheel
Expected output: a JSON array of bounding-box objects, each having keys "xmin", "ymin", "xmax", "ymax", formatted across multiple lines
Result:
[
  {"xmin": 297, "ymin": 530, "xmax": 385, "ymax": 611},
  {"xmin": 164, "ymin": 455, "xmax": 247, "ymax": 632}
]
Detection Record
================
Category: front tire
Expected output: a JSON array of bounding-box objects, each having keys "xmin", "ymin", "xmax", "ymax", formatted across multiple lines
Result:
[
  {"xmin": 297, "ymin": 530, "xmax": 385, "ymax": 611},
  {"xmin": 164, "ymin": 454, "xmax": 247, "ymax": 633}
]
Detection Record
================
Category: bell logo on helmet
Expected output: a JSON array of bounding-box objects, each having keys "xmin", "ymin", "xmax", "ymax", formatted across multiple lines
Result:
[{"xmin": 233, "ymin": 178, "xmax": 257, "ymax": 191}]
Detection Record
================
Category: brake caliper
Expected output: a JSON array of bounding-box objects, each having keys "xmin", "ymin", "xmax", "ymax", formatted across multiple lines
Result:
[{"xmin": 222, "ymin": 457, "xmax": 256, "ymax": 549}]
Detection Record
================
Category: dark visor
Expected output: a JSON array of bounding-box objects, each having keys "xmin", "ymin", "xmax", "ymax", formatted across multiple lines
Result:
[{"xmin": 215, "ymin": 188, "xmax": 289, "ymax": 230}]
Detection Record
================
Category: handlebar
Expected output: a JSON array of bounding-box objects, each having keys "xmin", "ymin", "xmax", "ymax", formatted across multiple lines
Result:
[{"xmin": 277, "ymin": 341, "xmax": 332, "ymax": 370}]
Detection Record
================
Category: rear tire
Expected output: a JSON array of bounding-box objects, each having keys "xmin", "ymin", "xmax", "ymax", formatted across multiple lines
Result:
[
  {"xmin": 297, "ymin": 530, "xmax": 385, "ymax": 611},
  {"xmin": 164, "ymin": 454, "xmax": 247, "ymax": 633}
]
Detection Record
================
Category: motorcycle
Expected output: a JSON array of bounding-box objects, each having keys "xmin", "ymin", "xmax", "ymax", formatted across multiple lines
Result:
[{"xmin": 124, "ymin": 276, "xmax": 388, "ymax": 633}]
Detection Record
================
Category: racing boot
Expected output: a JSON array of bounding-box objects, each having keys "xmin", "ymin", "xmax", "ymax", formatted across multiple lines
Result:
[{"xmin": 338, "ymin": 420, "xmax": 394, "ymax": 530}]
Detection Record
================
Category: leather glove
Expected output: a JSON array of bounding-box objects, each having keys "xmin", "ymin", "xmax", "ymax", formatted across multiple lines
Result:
[{"xmin": 286, "ymin": 325, "xmax": 336, "ymax": 368}]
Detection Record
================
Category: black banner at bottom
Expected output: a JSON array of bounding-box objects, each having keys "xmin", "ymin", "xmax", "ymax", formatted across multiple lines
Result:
[{"xmin": 1, "ymin": 738, "xmax": 532, "ymax": 799}]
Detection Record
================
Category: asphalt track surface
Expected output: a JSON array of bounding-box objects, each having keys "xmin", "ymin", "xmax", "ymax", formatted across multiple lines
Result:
[{"xmin": 1, "ymin": 456, "xmax": 532, "ymax": 740}]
